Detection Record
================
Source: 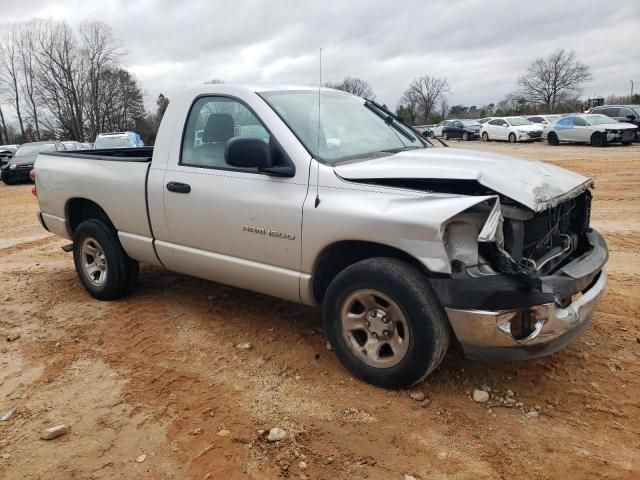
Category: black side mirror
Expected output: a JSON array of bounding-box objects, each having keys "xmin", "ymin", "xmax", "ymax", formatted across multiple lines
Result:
[
  {"xmin": 225, "ymin": 137, "xmax": 272, "ymax": 169},
  {"xmin": 627, "ymin": 115, "xmax": 636, "ymax": 121},
  {"xmin": 225, "ymin": 136, "xmax": 296, "ymax": 177}
]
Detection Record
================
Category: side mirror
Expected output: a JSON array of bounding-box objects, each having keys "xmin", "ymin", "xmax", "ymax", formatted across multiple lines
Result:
[
  {"xmin": 225, "ymin": 136, "xmax": 296, "ymax": 177},
  {"xmin": 627, "ymin": 115, "xmax": 636, "ymax": 121},
  {"xmin": 225, "ymin": 137, "xmax": 272, "ymax": 169}
]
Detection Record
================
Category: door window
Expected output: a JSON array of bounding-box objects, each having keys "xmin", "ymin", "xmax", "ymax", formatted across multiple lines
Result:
[
  {"xmin": 181, "ymin": 96, "xmax": 269, "ymax": 170},
  {"xmin": 573, "ymin": 117, "xmax": 588, "ymax": 127}
]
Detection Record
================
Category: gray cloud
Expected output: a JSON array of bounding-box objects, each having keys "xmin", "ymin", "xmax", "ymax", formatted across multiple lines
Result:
[{"xmin": 3, "ymin": 0, "xmax": 640, "ymax": 109}]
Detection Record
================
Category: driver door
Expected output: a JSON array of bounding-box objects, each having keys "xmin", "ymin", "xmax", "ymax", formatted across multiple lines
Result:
[{"xmin": 156, "ymin": 95, "xmax": 310, "ymax": 302}]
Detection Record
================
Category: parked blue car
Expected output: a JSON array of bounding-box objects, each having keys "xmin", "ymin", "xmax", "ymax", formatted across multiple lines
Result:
[{"xmin": 94, "ymin": 132, "xmax": 144, "ymax": 149}]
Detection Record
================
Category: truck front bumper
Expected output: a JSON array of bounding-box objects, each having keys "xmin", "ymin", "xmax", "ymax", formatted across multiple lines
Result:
[
  {"xmin": 440, "ymin": 228, "xmax": 608, "ymax": 361},
  {"xmin": 446, "ymin": 270, "xmax": 606, "ymax": 361}
]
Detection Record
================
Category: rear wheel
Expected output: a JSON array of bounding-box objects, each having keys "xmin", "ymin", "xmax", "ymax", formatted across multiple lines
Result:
[
  {"xmin": 547, "ymin": 132, "xmax": 559, "ymax": 146},
  {"xmin": 323, "ymin": 258, "xmax": 450, "ymax": 388},
  {"xmin": 591, "ymin": 132, "xmax": 605, "ymax": 147},
  {"xmin": 481, "ymin": 132, "xmax": 489, "ymax": 142},
  {"xmin": 73, "ymin": 219, "xmax": 139, "ymax": 300},
  {"xmin": 622, "ymin": 141, "xmax": 632, "ymax": 146},
  {"xmin": 508, "ymin": 133, "xmax": 517, "ymax": 143}
]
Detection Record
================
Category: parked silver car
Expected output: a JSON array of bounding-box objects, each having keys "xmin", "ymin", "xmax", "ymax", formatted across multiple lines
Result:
[{"xmin": 544, "ymin": 114, "xmax": 637, "ymax": 146}]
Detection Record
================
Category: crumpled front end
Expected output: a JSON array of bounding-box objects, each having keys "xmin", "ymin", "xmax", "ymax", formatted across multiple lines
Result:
[{"xmin": 431, "ymin": 186, "xmax": 608, "ymax": 360}]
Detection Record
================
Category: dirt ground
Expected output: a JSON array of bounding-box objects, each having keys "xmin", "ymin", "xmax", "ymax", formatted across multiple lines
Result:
[{"xmin": 1, "ymin": 141, "xmax": 639, "ymax": 480}]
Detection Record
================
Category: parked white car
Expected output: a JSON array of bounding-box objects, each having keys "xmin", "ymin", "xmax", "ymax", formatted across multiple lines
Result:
[
  {"xmin": 544, "ymin": 114, "xmax": 638, "ymax": 146},
  {"xmin": 480, "ymin": 117, "xmax": 543, "ymax": 143}
]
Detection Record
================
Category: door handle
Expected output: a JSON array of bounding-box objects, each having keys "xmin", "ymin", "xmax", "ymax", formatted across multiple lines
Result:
[{"xmin": 166, "ymin": 181, "xmax": 191, "ymax": 194}]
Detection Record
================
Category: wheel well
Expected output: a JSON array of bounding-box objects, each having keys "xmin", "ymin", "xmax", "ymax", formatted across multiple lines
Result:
[
  {"xmin": 312, "ymin": 241, "xmax": 428, "ymax": 304},
  {"xmin": 67, "ymin": 198, "xmax": 115, "ymax": 235}
]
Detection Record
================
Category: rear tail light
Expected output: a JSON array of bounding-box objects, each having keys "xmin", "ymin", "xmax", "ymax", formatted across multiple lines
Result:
[{"xmin": 30, "ymin": 169, "xmax": 37, "ymax": 197}]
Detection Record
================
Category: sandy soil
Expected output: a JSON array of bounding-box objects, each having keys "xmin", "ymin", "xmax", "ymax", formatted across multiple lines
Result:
[{"xmin": 1, "ymin": 141, "xmax": 639, "ymax": 479}]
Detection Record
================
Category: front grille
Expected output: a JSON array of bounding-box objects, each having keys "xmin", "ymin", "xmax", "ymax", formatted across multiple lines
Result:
[
  {"xmin": 622, "ymin": 130, "xmax": 635, "ymax": 141},
  {"xmin": 502, "ymin": 191, "xmax": 591, "ymax": 272},
  {"xmin": 528, "ymin": 131, "xmax": 542, "ymax": 139}
]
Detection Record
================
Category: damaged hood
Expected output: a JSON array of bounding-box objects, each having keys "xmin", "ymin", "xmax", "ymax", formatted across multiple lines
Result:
[{"xmin": 334, "ymin": 148, "xmax": 592, "ymax": 211}]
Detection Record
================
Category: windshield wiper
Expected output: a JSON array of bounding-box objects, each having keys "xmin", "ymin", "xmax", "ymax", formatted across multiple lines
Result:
[
  {"xmin": 364, "ymin": 100, "xmax": 418, "ymax": 144},
  {"xmin": 381, "ymin": 146, "xmax": 421, "ymax": 153},
  {"xmin": 364, "ymin": 99, "xmax": 432, "ymax": 147}
]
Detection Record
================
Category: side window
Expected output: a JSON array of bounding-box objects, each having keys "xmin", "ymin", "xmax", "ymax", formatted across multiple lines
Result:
[
  {"xmin": 619, "ymin": 107, "xmax": 634, "ymax": 118},
  {"xmin": 603, "ymin": 107, "xmax": 619, "ymax": 117},
  {"xmin": 499, "ymin": 120, "xmax": 508, "ymax": 127},
  {"xmin": 573, "ymin": 117, "xmax": 588, "ymax": 127},
  {"xmin": 454, "ymin": 121, "xmax": 463, "ymax": 127},
  {"xmin": 556, "ymin": 117, "xmax": 574, "ymax": 128},
  {"xmin": 488, "ymin": 119, "xmax": 500, "ymax": 126},
  {"xmin": 181, "ymin": 96, "xmax": 269, "ymax": 170}
]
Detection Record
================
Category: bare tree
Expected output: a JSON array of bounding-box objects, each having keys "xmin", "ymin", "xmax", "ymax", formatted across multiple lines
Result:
[
  {"xmin": 324, "ymin": 76, "xmax": 375, "ymax": 99},
  {"xmin": 517, "ymin": 49, "xmax": 592, "ymax": 112},
  {"xmin": 204, "ymin": 78, "xmax": 225, "ymax": 84},
  {"xmin": 34, "ymin": 20, "xmax": 87, "ymax": 140},
  {"xmin": 400, "ymin": 76, "xmax": 450, "ymax": 124},
  {"xmin": 79, "ymin": 21, "xmax": 121, "ymax": 140},
  {"xmin": 0, "ymin": 24, "xmax": 26, "ymax": 139},
  {"xmin": 0, "ymin": 105, "xmax": 7, "ymax": 143},
  {"xmin": 18, "ymin": 20, "xmax": 43, "ymax": 140}
]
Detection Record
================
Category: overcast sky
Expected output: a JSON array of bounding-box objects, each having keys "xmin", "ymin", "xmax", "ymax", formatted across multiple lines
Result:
[{"xmin": 3, "ymin": 0, "xmax": 640, "ymax": 109}]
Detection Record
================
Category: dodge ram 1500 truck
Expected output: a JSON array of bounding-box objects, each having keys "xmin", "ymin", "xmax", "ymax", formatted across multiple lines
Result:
[{"xmin": 34, "ymin": 85, "xmax": 608, "ymax": 388}]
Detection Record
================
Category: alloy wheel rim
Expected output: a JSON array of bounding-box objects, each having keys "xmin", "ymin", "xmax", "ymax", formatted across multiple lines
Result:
[
  {"xmin": 339, "ymin": 289, "xmax": 410, "ymax": 368},
  {"xmin": 81, "ymin": 237, "xmax": 108, "ymax": 287}
]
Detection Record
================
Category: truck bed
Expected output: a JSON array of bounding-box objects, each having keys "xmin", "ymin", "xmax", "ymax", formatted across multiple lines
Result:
[{"xmin": 43, "ymin": 147, "xmax": 154, "ymax": 162}]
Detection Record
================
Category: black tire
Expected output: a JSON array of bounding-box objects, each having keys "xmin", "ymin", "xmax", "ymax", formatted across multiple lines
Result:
[
  {"xmin": 462, "ymin": 132, "xmax": 470, "ymax": 141},
  {"xmin": 508, "ymin": 132, "xmax": 517, "ymax": 143},
  {"xmin": 621, "ymin": 141, "xmax": 632, "ymax": 146},
  {"xmin": 442, "ymin": 131, "xmax": 449, "ymax": 141},
  {"xmin": 481, "ymin": 132, "xmax": 489, "ymax": 142},
  {"xmin": 547, "ymin": 132, "xmax": 559, "ymax": 146},
  {"xmin": 73, "ymin": 219, "xmax": 139, "ymax": 300},
  {"xmin": 591, "ymin": 132, "xmax": 605, "ymax": 147},
  {"xmin": 1, "ymin": 169, "xmax": 17, "ymax": 185},
  {"xmin": 323, "ymin": 258, "xmax": 450, "ymax": 389}
]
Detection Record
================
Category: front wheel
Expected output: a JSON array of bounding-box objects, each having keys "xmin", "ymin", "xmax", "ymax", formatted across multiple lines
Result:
[
  {"xmin": 508, "ymin": 133, "xmax": 517, "ymax": 143},
  {"xmin": 442, "ymin": 131, "xmax": 449, "ymax": 140},
  {"xmin": 73, "ymin": 219, "xmax": 139, "ymax": 301},
  {"xmin": 462, "ymin": 132, "xmax": 470, "ymax": 141},
  {"xmin": 547, "ymin": 132, "xmax": 559, "ymax": 146},
  {"xmin": 481, "ymin": 132, "xmax": 489, "ymax": 142},
  {"xmin": 591, "ymin": 132, "xmax": 605, "ymax": 147},
  {"xmin": 323, "ymin": 258, "xmax": 450, "ymax": 389},
  {"xmin": 1, "ymin": 169, "xmax": 17, "ymax": 185}
]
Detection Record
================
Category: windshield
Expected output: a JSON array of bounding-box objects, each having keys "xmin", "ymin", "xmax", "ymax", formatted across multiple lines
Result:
[
  {"xmin": 587, "ymin": 115, "xmax": 616, "ymax": 125},
  {"xmin": 95, "ymin": 135, "xmax": 132, "ymax": 149},
  {"xmin": 15, "ymin": 143, "xmax": 55, "ymax": 157},
  {"xmin": 506, "ymin": 117, "xmax": 533, "ymax": 126},
  {"xmin": 260, "ymin": 90, "xmax": 426, "ymax": 162},
  {"xmin": 461, "ymin": 120, "xmax": 481, "ymax": 126}
]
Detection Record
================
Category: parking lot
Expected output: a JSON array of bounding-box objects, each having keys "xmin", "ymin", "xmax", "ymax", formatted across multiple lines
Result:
[{"xmin": 1, "ymin": 141, "xmax": 639, "ymax": 479}]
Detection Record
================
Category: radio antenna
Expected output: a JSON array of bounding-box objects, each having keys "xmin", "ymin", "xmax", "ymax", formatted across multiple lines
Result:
[{"xmin": 314, "ymin": 47, "xmax": 322, "ymax": 208}]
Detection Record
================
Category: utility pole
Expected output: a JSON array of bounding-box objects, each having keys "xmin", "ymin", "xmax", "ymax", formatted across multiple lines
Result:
[{"xmin": 631, "ymin": 80, "xmax": 634, "ymax": 100}]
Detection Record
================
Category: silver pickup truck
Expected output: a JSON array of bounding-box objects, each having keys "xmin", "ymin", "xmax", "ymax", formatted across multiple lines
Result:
[{"xmin": 34, "ymin": 85, "xmax": 608, "ymax": 388}]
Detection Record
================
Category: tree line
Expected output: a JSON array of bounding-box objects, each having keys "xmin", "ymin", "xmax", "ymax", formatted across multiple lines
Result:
[
  {"xmin": 327, "ymin": 49, "xmax": 615, "ymax": 125},
  {"xmin": 0, "ymin": 19, "xmax": 164, "ymax": 145}
]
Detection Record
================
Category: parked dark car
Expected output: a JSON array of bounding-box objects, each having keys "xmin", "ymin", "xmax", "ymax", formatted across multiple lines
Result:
[
  {"xmin": 587, "ymin": 105, "xmax": 640, "ymax": 141},
  {"xmin": 442, "ymin": 119, "xmax": 482, "ymax": 141},
  {"xmin": 1, "ymin": 141, "xmax": 65, "ymax": 185}
]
